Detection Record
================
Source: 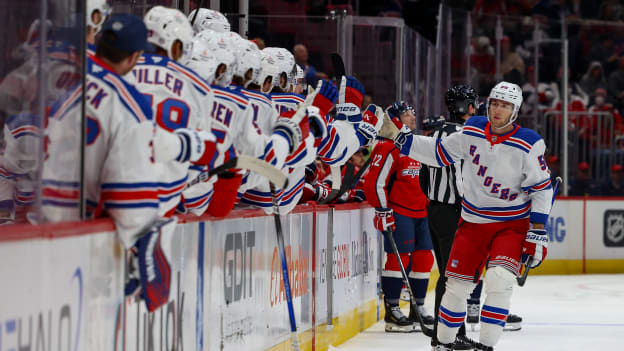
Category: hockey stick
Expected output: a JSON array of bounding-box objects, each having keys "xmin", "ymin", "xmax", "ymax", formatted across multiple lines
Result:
[
  {"xmin": 517, "ymin": 176, "xmax": 562, "ymax": 287},
  {"xmin": 190, "ymin": 0, "xmax": 205, "ymax": 26},
  {"xmin": 330, "ymin": 53, "xmax": 345, "ymax": 82},
  {"xmin": 184, "ymin": 155, "xmax": 288, "ymax": 191},
  {"xmin": 320, "ymin": 157, "xmax": 371, "ymax": 204},
  {"xmin": 385, "ymin": 229, "xmax": 434, "ymax": 337},
  {"xmin": 270, "ymin": 183, "xmax": 301, "ymax": 351}
]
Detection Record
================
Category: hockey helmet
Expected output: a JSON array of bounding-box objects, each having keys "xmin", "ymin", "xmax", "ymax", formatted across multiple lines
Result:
[
  {"xmin": 189, "ymin": 30, "xmax": 236, "ymax": 87},
  {"xmin": 144, "ymin": 6, "xmax": 194, "ymax": 63},
  {"xmin": 87, "ymin": 0, "xmax": 111, "ymax": 32},
  {"xmin": 257, "ymin": 50, "xmax": 281, "ymax": 93},
  {"xmin": 227, "ymin": 32, "xmax": 262, "ymax": 87},
  {"xmin": 386, "ymin": 101, "xmax": 414, "ymax": 129},
  {"xmin": 445, "ymin": 84, "xmax": 478, "ymax": 124},
  {"xmin": 487, "ymin": 81, "xmax": 523, "ymax": 128},
  {"xmin": 263, "ymin": 47, "xmax": 296, "ymax": 91},
  {"xmin": 188, "ymin": 8, "xmax": 231, "ymax": 34}
]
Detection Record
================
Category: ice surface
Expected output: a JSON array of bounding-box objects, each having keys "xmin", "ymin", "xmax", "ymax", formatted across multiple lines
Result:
[{"xmin": 331, "ymin": 274, "xmax": 624, "ymax": 350}]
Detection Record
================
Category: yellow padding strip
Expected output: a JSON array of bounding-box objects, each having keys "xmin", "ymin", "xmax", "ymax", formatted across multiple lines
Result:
[{"xmin": 532, "ymin": 259, "xmax": 624, "ymax": 274}]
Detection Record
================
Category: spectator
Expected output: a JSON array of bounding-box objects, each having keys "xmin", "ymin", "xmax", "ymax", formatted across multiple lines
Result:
[
  {"xmin": 580, "ymin": 61, "xmax": 607, "ymax": 102},
  {"xmin": 588, "ymin": 36, "xmax": 619, "ymax": 76},
  {"xmin": 500, "ymin": 36, "xmax": 525, "ymax": 79},
  {"xmin": 587, "ymin": 88, "xmax": 624, "ymax": 147},
  {"xmin": 470, "ymin": 35, "xmax": 496, "ymax": 93},
  {"xmin": 293, "ymin": 43, "xmax": 328, "ymax": 87},
  {"xmin": 600, "ymin": 164, "xmax": 624, "ymax": 196},
  {"xmin": 361, "ymin": 94, "xmax": 374, "ymax": 111},
  {"xmin": 568, "ymin": 162, "xmax": 599, "ymax": 196},
  {"xmin": 547, "ymin": 155, "xmax": 560, "ymax": 181},
  {"xmin": 607, "ymin": 56, "xmax": 624, "ymax": 112}
]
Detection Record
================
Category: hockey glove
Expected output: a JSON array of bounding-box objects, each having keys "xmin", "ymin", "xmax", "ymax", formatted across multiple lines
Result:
[
  {"xmin": 374, "ymin": 207, "xmax": 396, "ymax": 232},
  {"xmin": 174, "ymin": 128, "xmax": 217, "ymax": 165},
  {"xmin": 335, "ymin": 76, "xmax": 365, "ymax": 123},
  {"xmin": 125, "ymin": 218, "xmax": 176, "ymax": 312},
  {"xmin": 308, "ymin": 79, "xmax": 338, "ymax": 116},
  {"xmin": 356, "ymin": 104, "xmax": 385, "ymax": 146},
  {"xmin": 522, "ymin": 228, "xmax": 549, "ymax": 268},
  {"xmin": 393, "ymin": 125, "xmax": 413, "ymax": 151},
  {"xmin": 306, "ymin": 106, "xmax": 328, "ymax": 144},
  {"xmin": 273, "ymin": 109, "xmax": 310, "ymax": 154}
]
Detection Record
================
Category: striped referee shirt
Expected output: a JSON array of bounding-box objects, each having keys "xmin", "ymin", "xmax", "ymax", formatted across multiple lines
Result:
[{"xmin": 427, "ymin": 122, "xmax": 464, "ymax": 205}]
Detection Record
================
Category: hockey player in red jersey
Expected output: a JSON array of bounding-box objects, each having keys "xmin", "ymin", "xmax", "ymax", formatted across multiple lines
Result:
[
  {"xmin": 392, "ymin": 82, "xmax": 552, "ymax": 350},
  {"xmin": 363, "ymin": 101, "xmax": 435, "ymax": 332}
]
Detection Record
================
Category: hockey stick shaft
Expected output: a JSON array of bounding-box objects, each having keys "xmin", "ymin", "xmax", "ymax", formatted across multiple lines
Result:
[
  {"xmin": 517, "ymin": 176, "xmax": 562, "ymax": 286},
  {"xmin": 385, "ymin": 229, "xmax": 434, "ymax": 337},
  {"xmin": 190, "ymin": 0, "xmax": 204, "ymax": 26},
  {"xmin": 184, "ymin": 155, "xmax": 288, "ymax": 191},
  {"xmin": 270, "ymin": 184, "xmax": 300, "ymax": 351}
]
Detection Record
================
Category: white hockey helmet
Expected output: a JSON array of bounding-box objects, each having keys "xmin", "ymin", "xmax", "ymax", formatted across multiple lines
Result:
[
  {"xmin": 293, "ymin": 63, "xmax": 305, "ymax": 92},
  {"xmin": 487, "ymin": 81, "xmax": 523, "ymax": 128},
  {"xmin": 188, "ymin": 8, "xmax": 231, "ymax": 34},
  {"xmin": 227, "ymin": 33, "xmax": 262, "ymax": 87},
  {"xmin": 189, "ymin": 30, "xmax": 236, "ymax": 86},
  {"xmin": 87, "ymin": 0, "xmax": 111, "ymax": 32},
  {"xmin": 257, "ymin": 50, "xmax": 281, "ymax": 93},
  {"xmin": 144, "ymin": 6, "xmax": 194, "ymax": 63},
  {"xmin": 263, "ymin": 47, "xmax": 296, "ymax": 91}
]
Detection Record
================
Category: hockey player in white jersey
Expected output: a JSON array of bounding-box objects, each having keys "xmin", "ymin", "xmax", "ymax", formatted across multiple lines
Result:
[
  {"xmin": 390, "ymin": 81, "xmax": 552, "ymax": 350},
  {"xmin": 43, "ymin": 14, "xmax": 217, "ymax": 312},
  {"xmin": 136, "ymin": 6, "xmax": 223, "ymax": 217},
  {"xmin": 187, "ymin": 31, "xmax": 310, "ymax": 216}
]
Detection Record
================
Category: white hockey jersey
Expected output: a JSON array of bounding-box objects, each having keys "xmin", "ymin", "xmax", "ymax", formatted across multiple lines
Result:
[
  {"xmin": 238, "ymin": 92, "xmax": 309, "ymax": 213},
  {"xmin": 400, "ymin": 116, "xmax": 553, "ymax": 224},
  {"xmin": 132, "ymin": 53, "xmax": 216, "ymax": 216},
  {"xmin": 317, "ymin": 119, "xmax": 364, "ymax": 167},
  {"xmin": 42, "ymin": 55, "xmax": 159, "ymax": 247}
]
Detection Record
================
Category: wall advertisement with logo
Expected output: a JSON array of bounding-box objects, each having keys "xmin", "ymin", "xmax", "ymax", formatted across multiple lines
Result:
[
  {"xmin": 0, "ymin": 229, "xmax": 124, "ymax": 351},
  {"xmin": 534, "ymin": 198, "xmax": 624, "ymax": 275},
  {"xmin": 0, "ymin": 204, "xmax": 382, "ymax": 351}
]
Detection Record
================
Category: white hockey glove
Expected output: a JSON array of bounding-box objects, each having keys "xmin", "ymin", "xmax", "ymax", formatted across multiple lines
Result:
[
  {"xmin": 335, "ymin": 76, "xmax": 365, "ymax": 123},
  {"xmin": 355, "ymin": 104, "xmax": 385, "ymax": 146},
  {"xmin": 174, "ymin": 128, "xmax": 218, "ymax": 164},
  {"xmin": 522, "ymin": 228, "xmax": 549, "ymax": 268},
  {"xmin": 273, "ymin": 107, "xmax": 310, "ymax": 154}
]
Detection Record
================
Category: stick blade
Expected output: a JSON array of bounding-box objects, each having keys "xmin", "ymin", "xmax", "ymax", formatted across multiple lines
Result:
[
  {"xmin": 235, "ymin": 155, "xmax": 288, "ymax": 189},
  {"xmin": 331, "ymin": 53, "xmax": 346, "ymax": 81}
]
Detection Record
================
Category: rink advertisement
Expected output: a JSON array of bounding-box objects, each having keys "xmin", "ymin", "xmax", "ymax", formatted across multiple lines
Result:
[{"xmin": 7, "ymin": 199, "xmax": 624, "ymax": 351}]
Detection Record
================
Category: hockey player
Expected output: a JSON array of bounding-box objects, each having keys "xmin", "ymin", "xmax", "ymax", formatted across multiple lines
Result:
[
  {"xmin": 42, "ymin": 14, "xmax": 217, "ymax": 312},
  {"xmin": 136, "ymin": 6, "xmax": 220, "ymax": 216},
  {"xmin": 391, "ymin": 81, "xmax": 552, "ymax": 350},
  {"xmin": 363, "ymin": 101, "xmax": 434, "ymax": 332},
  {"xmin": 188, "ymin": 33, "xmax": 311, "ymax": 215}
]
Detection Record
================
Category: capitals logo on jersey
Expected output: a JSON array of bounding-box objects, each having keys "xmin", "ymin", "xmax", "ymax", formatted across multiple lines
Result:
[{"xmin": 401, "ymin": 160, "xmax": 422, "ymax": 178}]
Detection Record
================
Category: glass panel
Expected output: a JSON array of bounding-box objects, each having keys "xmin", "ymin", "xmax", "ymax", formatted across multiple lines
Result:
[{"xmin": 0, "ymin": 0, "xmax": 86, "ymax": 226}]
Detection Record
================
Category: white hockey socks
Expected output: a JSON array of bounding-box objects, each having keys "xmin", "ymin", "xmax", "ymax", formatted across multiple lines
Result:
[
  {"xmin": 437, "ymin": 277, "xmax": 475, "ymax": 344},
  {"xmin": 479, "ymin": 266, "xmax": 515, "ymax": 347}
]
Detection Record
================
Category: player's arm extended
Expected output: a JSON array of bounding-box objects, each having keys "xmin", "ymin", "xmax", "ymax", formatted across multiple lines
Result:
[
  {"xmin": 521, "ymin": 139, "xmax": 554, "ymax": 225},
  {"xmin": 396, "ymin": 129, "xmax": 464, "ymax": 168}
]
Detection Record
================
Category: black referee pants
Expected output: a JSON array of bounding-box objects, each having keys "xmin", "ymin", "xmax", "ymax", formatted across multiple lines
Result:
[{"xmin": 428, "ymin": 201, "xmax": 467, "ymax": 340}]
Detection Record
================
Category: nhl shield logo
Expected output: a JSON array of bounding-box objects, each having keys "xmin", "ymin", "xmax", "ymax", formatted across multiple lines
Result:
[{"xmin": 604, "ymin": 210, "xmax": 624, "ymax": 247}]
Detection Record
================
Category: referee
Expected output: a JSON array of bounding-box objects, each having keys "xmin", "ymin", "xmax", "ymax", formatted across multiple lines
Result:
[{"xmin": 425, "ymin": 85, "xmax": 478, "ymax": 350}]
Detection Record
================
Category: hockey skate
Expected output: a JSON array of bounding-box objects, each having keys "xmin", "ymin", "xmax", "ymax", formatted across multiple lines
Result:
[
  {"xmin": 409, "ymin": 304, "xmax": 435, "ymax": 332},
  {"xmin": 473, "ymin": 342, "xmax": 494, "ymax": 351},
  {"xmin": 431, "ymin": 334, "xmax": 476, "ymax": 351},
  {"xmin": 384, "ymin": 299, "xmax": 415, "ymax": 332},
  {"xmin": 466, "ymin": 303, "xmax": 480, "ymax": 331},
  {"xmin": 503, "ymin": 313, "xmax": 522, "ymax": 331}
]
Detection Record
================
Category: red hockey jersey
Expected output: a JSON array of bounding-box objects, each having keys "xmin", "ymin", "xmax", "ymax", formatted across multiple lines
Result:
[{"xmin": 363, "ymin": 140, "xmax": 427, "ymax": 218}]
